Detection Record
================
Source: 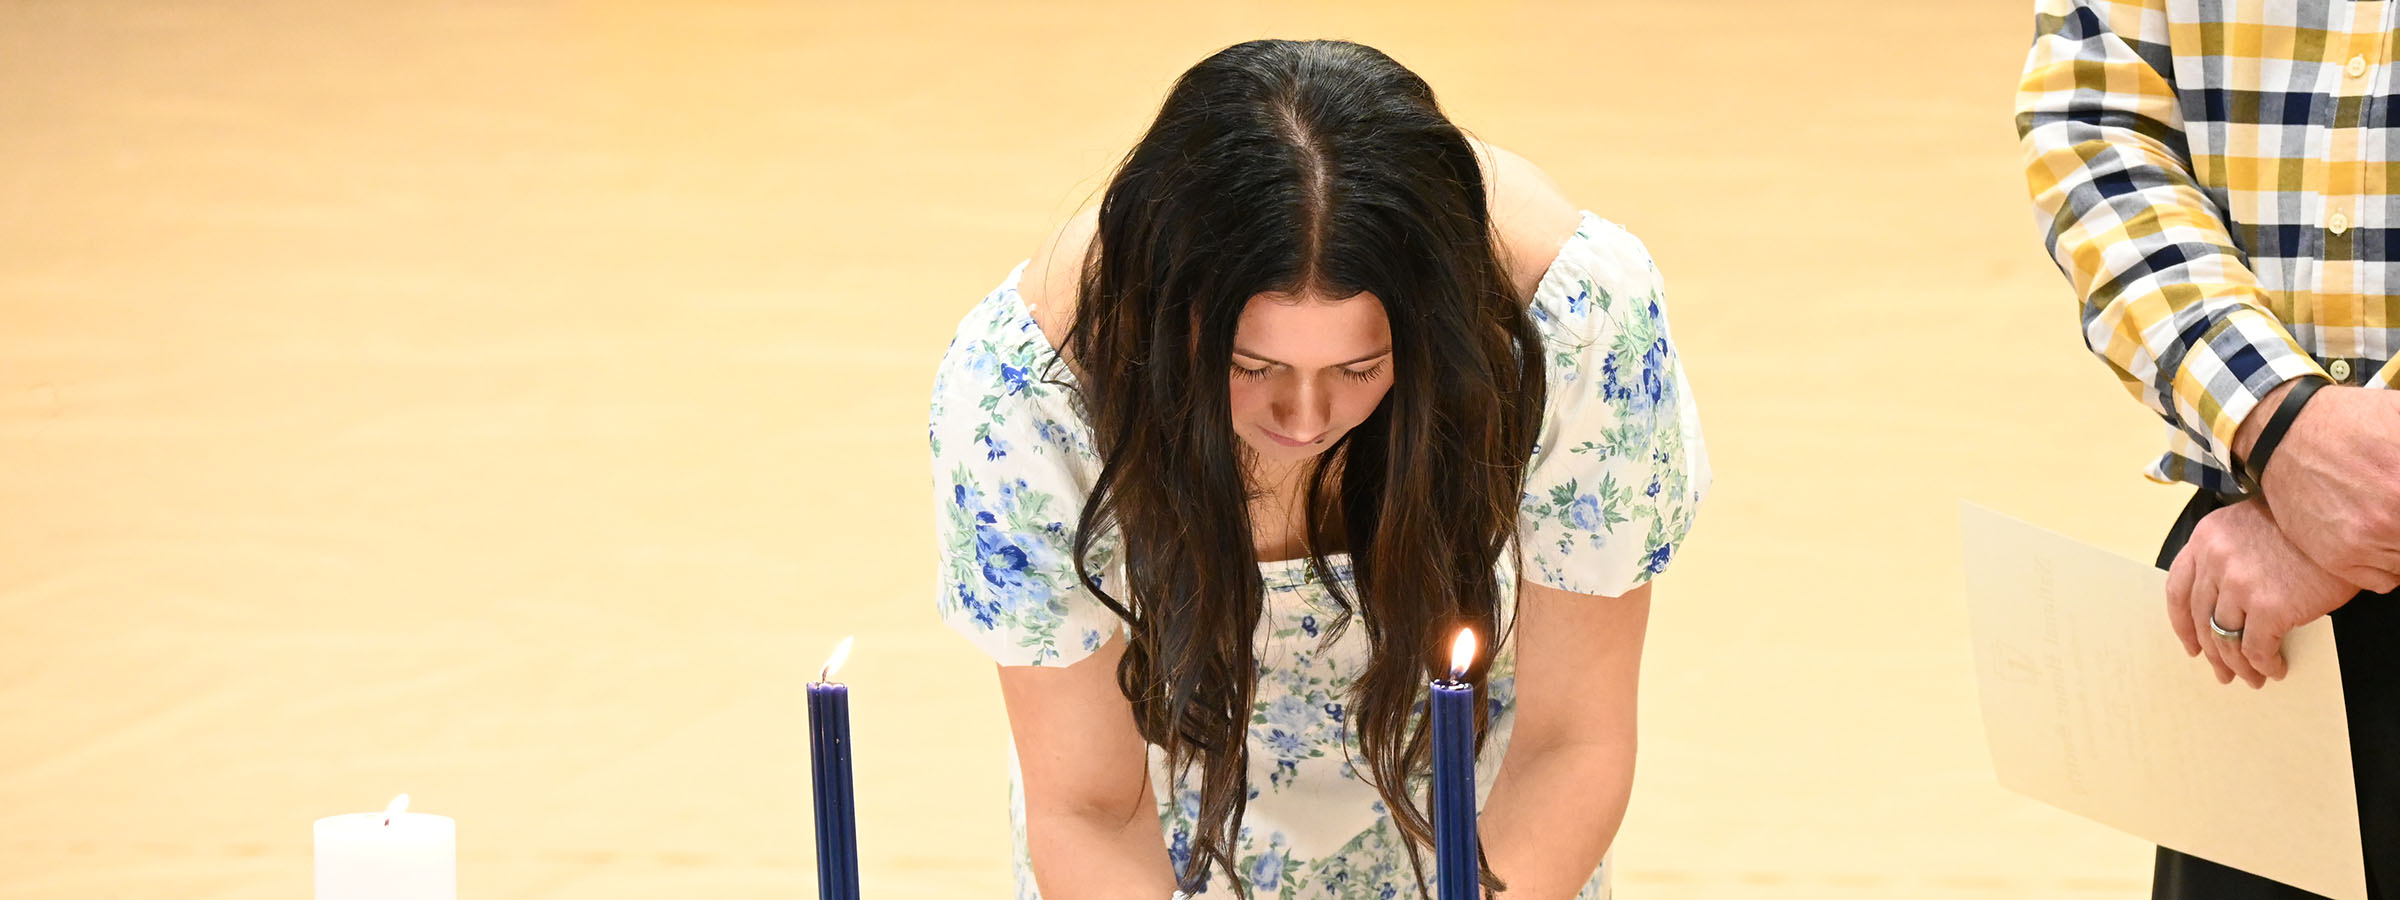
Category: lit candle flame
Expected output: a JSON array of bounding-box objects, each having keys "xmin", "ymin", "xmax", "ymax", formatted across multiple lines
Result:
[
  {"xmin": 821, "ymin": 636, "xmax": 855, "ymax": 683},
  {"xmin": 1448, "ymin": 628, "xmax": 1477, "ymax": 681},
  {"xmin": 383, "ymin": 793, "xmax": 409, "ymax": 826}
]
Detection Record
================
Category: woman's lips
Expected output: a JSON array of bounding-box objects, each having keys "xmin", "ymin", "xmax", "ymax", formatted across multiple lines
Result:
[{"xmin": 1264, "ymin": 428, "xmax": 1321, "ymax": 447}]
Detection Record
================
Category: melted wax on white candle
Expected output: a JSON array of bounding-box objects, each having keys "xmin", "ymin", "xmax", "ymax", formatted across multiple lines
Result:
[{"xmin": 314, "ymin": 793, "xmax": 456, "ymax": 900}]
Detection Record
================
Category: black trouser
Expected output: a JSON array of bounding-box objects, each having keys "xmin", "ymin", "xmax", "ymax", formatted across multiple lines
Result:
[{"xmin": 2152, "ymin": 489, "xmax": 2400, "ymax": 899}]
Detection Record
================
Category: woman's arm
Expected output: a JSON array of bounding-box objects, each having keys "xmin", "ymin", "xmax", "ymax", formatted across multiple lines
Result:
[
  {"xmin": 1476, "ymin": 579, "xmax": 1650, "ymax": 898},
  {"xmin": 996, "ymin": 630, "xmax": 1182, "ymax": 900}
]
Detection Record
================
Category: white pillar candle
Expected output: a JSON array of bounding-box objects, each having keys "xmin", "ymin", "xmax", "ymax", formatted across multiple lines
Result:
[{"xmin": 314, "ymin": 794, "xmax": 456, "ymax": 899}]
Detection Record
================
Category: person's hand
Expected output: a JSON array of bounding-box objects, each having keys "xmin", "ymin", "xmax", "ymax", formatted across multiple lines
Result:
[
  {"xmin": 2165, "ymin": 499, "xmax": 2358, "ymax": 687},
  {"xmin": 2244, "ymin": 384, "xmax": 2400, "ymax": 593}
]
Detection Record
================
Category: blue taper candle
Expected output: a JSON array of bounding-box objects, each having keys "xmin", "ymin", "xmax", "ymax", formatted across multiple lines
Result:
[
  {"xmin": 1432, "ymin": 628, "xmax": 1481, "ymax": 900},
  {"xmin": 809, "ymin": 637, "xmax": 861, "ymax": 900}
]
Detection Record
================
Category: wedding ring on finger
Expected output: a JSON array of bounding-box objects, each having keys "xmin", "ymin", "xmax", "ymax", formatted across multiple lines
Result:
[{"xmin": 2208, "ymin": 611, "xmax": 2245, "ymax": 642}]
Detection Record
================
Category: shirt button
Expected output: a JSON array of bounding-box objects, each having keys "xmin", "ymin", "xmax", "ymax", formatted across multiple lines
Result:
[
  {"xmin": 2330, "ymin": 211, "xmax": 2352, "ymax": 235},
  {"xmin": 2331, "ymin": 359, "xmax": 2355, "ymax": 383},
  {"xmin": 2349, "ymin": 55, "xmax": 2369, "ymax": 77}
]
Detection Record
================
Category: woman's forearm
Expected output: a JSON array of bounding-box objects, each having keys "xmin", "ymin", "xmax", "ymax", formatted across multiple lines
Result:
[
  {"xmin": 1024, "ymin": 805, "xmax": 1182, "ymax": 900},
  {"xmin": 1475, "ymin": 738, "xmax": 1635, "ymax": 898}
]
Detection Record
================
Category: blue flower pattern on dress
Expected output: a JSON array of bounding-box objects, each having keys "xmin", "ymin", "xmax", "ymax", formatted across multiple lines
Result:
[
  {"xmin": 1515, "ymin": 218, "xmax": 1709, "ymax": 595},
  {"xmin": 942, "ymin": 213, "xmax": 1707, "ymax": 899}
]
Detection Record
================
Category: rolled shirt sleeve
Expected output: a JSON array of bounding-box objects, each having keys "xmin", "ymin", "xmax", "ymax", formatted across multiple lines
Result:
[{"xmin": 2017, "ymin": 0, "xmax": 2329, "ymax": 486}]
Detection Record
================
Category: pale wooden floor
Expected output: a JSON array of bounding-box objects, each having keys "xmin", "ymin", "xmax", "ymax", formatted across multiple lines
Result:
[{"xmin": 1, "ymin": 1, "xmax": 2185, "ymax": 897}]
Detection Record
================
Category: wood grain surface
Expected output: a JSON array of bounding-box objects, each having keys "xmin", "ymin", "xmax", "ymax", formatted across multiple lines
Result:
[{"xmin": 0, "ymin": 1, "xmax": 2185, "ymax": 896}]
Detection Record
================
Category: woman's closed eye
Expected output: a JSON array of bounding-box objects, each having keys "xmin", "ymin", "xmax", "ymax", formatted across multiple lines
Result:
[{"xmin": 1231, "ymin": 357, "xmax": 1389, "ymax": 381}]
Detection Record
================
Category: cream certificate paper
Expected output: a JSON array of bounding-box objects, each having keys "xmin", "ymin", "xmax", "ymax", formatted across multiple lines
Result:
[{"xmin": 1961, "ymin": 503, "xmax": 2363, "ymax": 900}]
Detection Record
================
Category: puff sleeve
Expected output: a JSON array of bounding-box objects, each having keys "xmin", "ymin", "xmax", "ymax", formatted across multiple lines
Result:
[
  {"xmin": 928, "ymin": 266, "xmax": 1125, "ymax": 667},
  {"xmin": 1514, "ymin": 215, "xmax": 1712, "ymax": 596}
]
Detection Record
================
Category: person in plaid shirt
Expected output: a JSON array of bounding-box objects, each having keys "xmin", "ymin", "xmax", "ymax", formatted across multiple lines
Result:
[{"xmin": 2019, "ymin": 0, "xmax": 2400, "ymax": 895}]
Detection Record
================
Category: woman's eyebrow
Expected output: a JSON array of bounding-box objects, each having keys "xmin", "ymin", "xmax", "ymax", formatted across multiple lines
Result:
[{"xmin": 1230, "ymin": 346, "xmax": 1394, "ymax": 367}]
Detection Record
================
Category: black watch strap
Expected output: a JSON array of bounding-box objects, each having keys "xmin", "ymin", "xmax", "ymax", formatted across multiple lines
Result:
[{"xmin": 2240, "ymin": 375, "xmax": 2332, "ymax": 496}]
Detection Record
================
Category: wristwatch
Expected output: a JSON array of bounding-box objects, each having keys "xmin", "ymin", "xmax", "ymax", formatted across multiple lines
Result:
[{"xmin": 2233, "ymin": 374, "xmax": 2332, "ymax": 497}]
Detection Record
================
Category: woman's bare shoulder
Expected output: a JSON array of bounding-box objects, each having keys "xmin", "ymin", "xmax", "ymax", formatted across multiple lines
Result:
[
  {"xmin": 1471, "ymin": 138, "xmax": 1585, "ymax": 300},
  {"xmin": 1018, "ymin": 206, "xmax": 1097, "ymax": 354}
]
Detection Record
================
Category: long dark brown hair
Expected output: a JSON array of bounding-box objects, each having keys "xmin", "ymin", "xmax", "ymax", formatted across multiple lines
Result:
[{"xmin": 1057, "ymin": 39, "xmax": 1546, "ymax": 898}]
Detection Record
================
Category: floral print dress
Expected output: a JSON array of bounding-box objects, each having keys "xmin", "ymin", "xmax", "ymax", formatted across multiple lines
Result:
[{"xmin": 927, "ymin": 212, "xmax": 1710, "ymax": 899}]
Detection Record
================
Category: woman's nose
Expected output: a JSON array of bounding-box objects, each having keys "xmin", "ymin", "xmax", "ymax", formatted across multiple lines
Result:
[{"xmin": 1275, "ymin": 379, "xmax": 1331, "ymax": 439}]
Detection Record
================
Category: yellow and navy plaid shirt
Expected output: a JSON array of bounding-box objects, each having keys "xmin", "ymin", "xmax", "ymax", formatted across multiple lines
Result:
[{"xmin": 2019, "ymin": 0, "xmax": 2400, "ymax": 494}]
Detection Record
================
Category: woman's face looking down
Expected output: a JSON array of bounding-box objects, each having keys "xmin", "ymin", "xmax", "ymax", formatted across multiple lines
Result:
[{"xmin": 1226, "ymin": 288, "xmax": 1395, "ymax": 466}]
